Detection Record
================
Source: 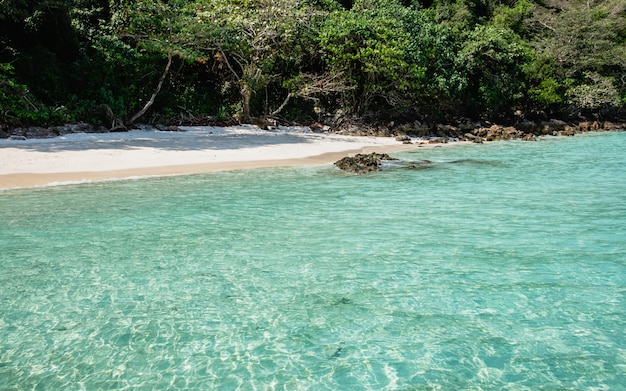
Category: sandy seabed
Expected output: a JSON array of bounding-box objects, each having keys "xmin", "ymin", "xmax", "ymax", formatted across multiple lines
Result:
[{"xmin": 0, "ymin": 125, "xmax": 444, "ymax": 190}]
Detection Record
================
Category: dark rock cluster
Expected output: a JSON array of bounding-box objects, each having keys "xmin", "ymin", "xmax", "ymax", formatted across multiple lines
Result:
[
  {"xmin": 460, "ymin": 120, "xmax": 625, "ymax": 143},
  {"xmin": 325, "ymin": 116, "xmax": 625, "ymax": 143},
  {"xmin": 334, "ymin": 153, "xmax": 398, "ymax": 174}
]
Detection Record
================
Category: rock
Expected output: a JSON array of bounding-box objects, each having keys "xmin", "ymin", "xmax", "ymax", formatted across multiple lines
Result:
[
  {"xmin": 561, "ymin": 127, "xmax": 577, "ymax": 136},
  {"xmin": 591, "ymin": 121, "xmax": 602, "ymax": 130},
  {"xmin": 463, "ymin": 133, "xmax": 483, "ymax": 143},
  {"xmin": 334, "ymin": 153, "xmax": 398, "ymax": 174},
  {"xmin": 310, "ymin": 122, "xmax": 324, "ymax": 132},
  {"xmin": 436, "ymin": 124, "xmax": 459, "ymax": 137},
  {"xmin": 540, "ymin": 119, "xmax": 567, "ymax": 135},
  {"xmin": 472, "ymin": 127, "xmax": 488, "ymax": 138},
  {"xmin": 333, "ymin": 121, "xmax": 374, "ymax": 136},
  {"xmin": 395, "ymin": 134, "xmax": 411, "ymax": 142},
  {"xmin": 502, "ymin": 126, "xmax": 521, "ymax": 139},
  {"xmin": 8, "ymin": 135, "xmax": 27, "ymax": 140},
  {"xmin": 578, "ymin": 120, "xmax": 602, "ymax": 132},
  {"xmin": 54, "ymin": 122, "xmax": 106, "ymax": 134},
  {"xmin": 456, "ymin": 117, "xmax": 482, "ymax": 131},
  {"xmin": 578, "ymin": 121, "xmax": 592, "ymax": 132},
  {"xmin": 309, "ymin": 123, "xmax": 331, "ymax": 132},
  {"xmin": 514, "ymin": 119, "xmax": 539, "ymax": 134},
  {"xmin": 602, "ymin": 121, "xmax": 623, "ymax": 131},
  {"xmin": 394, "ymin": 121, "xmax": 432, "ymax": 137},
  {"xmin": 521, "ymin": 133, "xmax": 536, "ymax": 141},
  {"xmin": 477, "ymin": 125, "xmax": 525, "ymax": 141},
  {"xmin": 10, "ymin": 126, "xmax": 56, "ymax": 138},
  {"xmin": 73, "ymin": 122, "xmax": 101, "ymax": 133},
  {"xmin": 251, "ymin": 117, "xmax": 277, "ymax": 130}
]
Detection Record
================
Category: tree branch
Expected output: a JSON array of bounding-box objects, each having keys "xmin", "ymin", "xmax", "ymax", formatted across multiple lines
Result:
[
  {"xmin": 270, "ymin": 92, "xmax": 293, "ymax": 116},
  {"xmin": 537, "ymin": 19, "xmax": 556, "ymax": 32},
  {"xmin": 217, "ymin": 47, "xmax": 241, "ymax": 82},
  {"xmin": 128, "ymin": 51, "xmax": 173, "ymax": 125}
]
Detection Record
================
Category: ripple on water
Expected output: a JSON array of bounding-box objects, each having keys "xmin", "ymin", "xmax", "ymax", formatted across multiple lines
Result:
[{"xmin": 1, "ymin": 132, "xmax": 625, "ymax": 389}]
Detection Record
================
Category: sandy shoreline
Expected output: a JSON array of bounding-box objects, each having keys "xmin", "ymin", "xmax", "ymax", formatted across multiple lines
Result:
[{"xmin": 0, "ymin": 125, "xmax": 443, "ymax": 190}]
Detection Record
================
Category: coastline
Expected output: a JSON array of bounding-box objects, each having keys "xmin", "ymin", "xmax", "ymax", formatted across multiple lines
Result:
[{"xmin": 0, "ymin": 125, "xmax": 445, "ymax": 190}]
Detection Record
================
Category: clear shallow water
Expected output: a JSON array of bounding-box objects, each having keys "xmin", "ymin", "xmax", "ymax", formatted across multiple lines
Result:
[{"xmin": 1, "ymin": 132, "xmax": 625, "ymax": 390}]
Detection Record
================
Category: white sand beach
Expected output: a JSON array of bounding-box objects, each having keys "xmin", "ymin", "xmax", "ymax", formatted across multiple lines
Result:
[{"xmin": 0, "ymin": 125, "xmax": 439, "ymax": 189}]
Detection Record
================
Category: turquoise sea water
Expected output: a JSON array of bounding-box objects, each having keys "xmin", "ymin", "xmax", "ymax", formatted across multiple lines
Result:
[{"xmin": 1, "ymin": 132, "xmax": 625, "ymax": 390}]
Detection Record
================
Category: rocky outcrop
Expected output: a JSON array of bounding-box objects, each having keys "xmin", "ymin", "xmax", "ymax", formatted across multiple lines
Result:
[
  {"xmin": 579, "ymin": 121, "xmax": 602, "ymax": 132},
  {"xmin": 463, "ymin": 133, "xmax": 483, "ymax": 143},
  {"xmin": 52, "ymin": 123, "xmax": 109, "ymax": 134},
  {"xmin": 393, "ymin": 121, "xmax": 433, "ymax": 137},
  {"xmin": 540, "ymin": 119, "xmax": 568, "ymax": 134},
  {"xmin": 334, "ymin": 153, "xmax": 398, "ymax": 174},
  {"xmin": 463, "ymin": 125, "xmax": 525, "ymax": 142},
  {"xmin": 7, "ymin": 126, "xmax": 61, "ymax": 139},
  {"xmin": 579, "ymin": 120, "xmax": 624, "ymax": 132},
  {"xmin": 514, "ymin": 119, "xmax": 539, "ymax": 134},
  {"xmin": 330, "ymin": 116, "xmax": 625, "ymax": 143},
  {"xmin": 327, "ymin": 116, "xmax": 391, "ymax": 137},
  {"xmin": 457, "ymin": 118, "xmax": 626, "ymax": 142}
]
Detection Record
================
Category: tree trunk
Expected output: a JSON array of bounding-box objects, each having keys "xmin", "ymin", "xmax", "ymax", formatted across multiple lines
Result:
[
  {"xmin": 127, "ymin": 52, "xmax": 173, "ymax": 126},
  {"xmin": 240, "ymin": 82, "xmax": 252, "ymax": 124}
]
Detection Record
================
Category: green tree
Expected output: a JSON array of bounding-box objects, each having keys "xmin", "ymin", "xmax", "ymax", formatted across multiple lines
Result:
[
  {"xmin": 490, "ymin": 0, "xmax": 533, "ymax": 36},
  {"xmin": 457, "ymin": 24, "xmax": 532, "ymax": 112},
  {"xmin": 530, "ymin": 0, "xmax": 626, "ymax": 114},
  {"xmin": 318, "ymin": 0, "xmax": 420, "ymax": 114},
  {"xmin": 0, "ymin": 0, "xmax": 92, "ymax": 125},
  {"xmin": 113, "ymin": 0, "xmax": 184, "ymax": 125},
  {"xmin": 402, "ymin": 7, "xmax": 466, "ymax": 114},
  {"xmin": 188, "ymin": 0, "xmax": 315, "ymax": 123}
]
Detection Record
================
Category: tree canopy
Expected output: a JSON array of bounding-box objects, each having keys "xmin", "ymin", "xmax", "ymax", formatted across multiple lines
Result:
[{"xmin": 1, "ymin": 0, "xmax": 624, "ymax": 128}]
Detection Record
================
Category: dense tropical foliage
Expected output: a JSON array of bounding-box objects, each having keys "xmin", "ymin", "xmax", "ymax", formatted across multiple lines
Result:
[{"xmin": 1, "ymin": 0, "xmax": 624, "ymax": 128}]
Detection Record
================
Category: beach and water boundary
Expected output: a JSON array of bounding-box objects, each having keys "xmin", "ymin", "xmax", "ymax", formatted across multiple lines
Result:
[{"xmin": 0, "ymin": 125, "xmax": 452, "ymax": 190}]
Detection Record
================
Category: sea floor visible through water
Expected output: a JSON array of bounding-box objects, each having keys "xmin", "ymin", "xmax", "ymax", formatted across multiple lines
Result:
[{"xmin": 1, "ymin": 132, "xmax": 625, "ymax": 390}]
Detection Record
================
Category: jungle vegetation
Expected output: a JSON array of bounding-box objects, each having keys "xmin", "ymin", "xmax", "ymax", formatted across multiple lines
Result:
[{"xmin": 1, "ymin": 0, "xmax": 625, "ymax": 128}]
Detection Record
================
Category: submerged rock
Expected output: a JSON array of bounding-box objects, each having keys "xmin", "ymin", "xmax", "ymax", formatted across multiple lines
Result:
[
  {"xmin": 334, "ymin": 152, "xmax": 433, "ymax": 174},
  {"xmin": 334, "ymin": 153, "xmax": 398, "ymax": 174}
]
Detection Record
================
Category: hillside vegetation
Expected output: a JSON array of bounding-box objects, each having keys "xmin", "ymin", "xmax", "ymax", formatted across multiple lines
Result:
[{"xmin": 1, "ymin": 0, "xmax": 625, "ymax": 129}]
